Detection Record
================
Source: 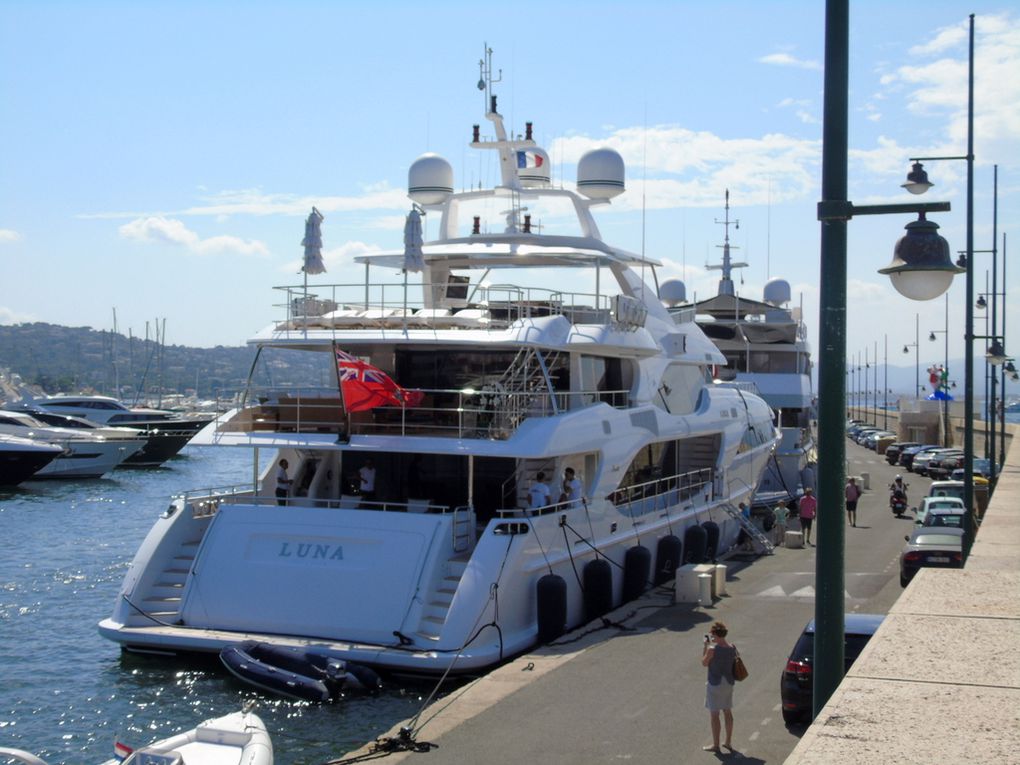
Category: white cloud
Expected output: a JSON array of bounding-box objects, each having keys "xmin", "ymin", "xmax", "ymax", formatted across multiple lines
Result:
[
  {"xmin": 0, "ymin": 229, "xmax": 22, "ymax": 243},
  {"xmin": 549, "ymin": 127, "xmax": 820, "ymax": 209},
  {"xmin": 758, "ymin": 53, "xmax": 822, "ymax": 71},
  {"xmin": 0, "ymin": 306, "xmax": 34, "ymax": 324},
  {"xmin": 880, "ymin": 13, "xmax": 1020, "ymax": 164},
  {"xmin": 119, "ymin": 216, "xmax": 269, "ymax": 257},
  {"xmin": 85, "ymin": 186, "xmax": 411, "ymax": 221}
]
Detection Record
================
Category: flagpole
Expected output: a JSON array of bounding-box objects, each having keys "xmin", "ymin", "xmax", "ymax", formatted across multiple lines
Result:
[{"xmin": 332, "ymin": 341, "xmax": 350, "ymax": 441}]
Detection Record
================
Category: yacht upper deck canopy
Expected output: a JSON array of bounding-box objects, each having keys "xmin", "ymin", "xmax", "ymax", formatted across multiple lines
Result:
[{"xmin": 355, "ymin": 237, "xmax": 662, "ymax": 271}]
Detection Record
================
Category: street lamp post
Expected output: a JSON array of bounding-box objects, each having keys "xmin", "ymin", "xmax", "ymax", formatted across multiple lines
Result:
[
  {"xmin": 814, "ymin": 0, "xmax": 960, "ymax": 719},
  {"xmin": 903, "ymin": 313, "xmax": 919, "ymax": 404},
  {"xmin": 900, "ymin": 14, "xmax": 976, "ymax": 538}
]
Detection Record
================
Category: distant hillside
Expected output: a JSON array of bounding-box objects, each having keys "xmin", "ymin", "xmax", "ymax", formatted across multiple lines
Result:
[{"xmin": 0, "ymin": 322, "xmax": 262, "ymax": 400}]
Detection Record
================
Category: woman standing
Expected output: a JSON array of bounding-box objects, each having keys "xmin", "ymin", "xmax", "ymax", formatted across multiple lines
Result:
[{"xmin": 701, "ymin": 621, "xmax": 737, "ymax": 752}]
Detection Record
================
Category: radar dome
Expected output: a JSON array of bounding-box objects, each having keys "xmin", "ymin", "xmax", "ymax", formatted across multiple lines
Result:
[
  {"xmin": 763, "ymin": 278, "xmax": 791, "ymax": 305},
  {"xmin": 408, "ymin": 153, "xmax": 454, "ymax": 206},
  {"xmin": 659, "ymin": 279, "xmax": 687, "ymax": 307},
  {"xmin": 517, "ymin": 147, "xmax": 551, "ymax": 188},
  {"xmin": 577, "ymin": 148, "xmax": 625, "ymax": 200}
]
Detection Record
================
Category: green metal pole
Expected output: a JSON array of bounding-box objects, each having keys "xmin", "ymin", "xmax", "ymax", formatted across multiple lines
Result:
[
  {"xmin": 963, "ymin": 14, "xmax": 975, "ymax": 556},
  {"xmin": 814, "ymin": 0, "xmax": 848, "ymax": 718}
]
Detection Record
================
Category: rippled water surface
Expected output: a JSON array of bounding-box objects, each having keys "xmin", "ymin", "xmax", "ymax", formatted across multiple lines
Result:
[{"xmin": 0, "ymin": 447, "xmax": 446, "ymax": 764}]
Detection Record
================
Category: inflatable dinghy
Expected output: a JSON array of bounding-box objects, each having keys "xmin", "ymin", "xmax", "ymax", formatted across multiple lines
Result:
[{"xmin": 220, "ymin": 641, "xmax": 381, "ymax": 702}]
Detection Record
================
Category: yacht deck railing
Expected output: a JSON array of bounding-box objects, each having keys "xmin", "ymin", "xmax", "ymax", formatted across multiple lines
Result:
[
  {"xmin": 218, "ymin": 385, "xmax": 630, "ymax": 439},
  {"xmin": 276, "ymin": 282, "xmax": 625, "ymax": 331}
]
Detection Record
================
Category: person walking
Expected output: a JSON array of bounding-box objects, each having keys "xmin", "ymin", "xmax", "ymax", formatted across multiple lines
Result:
[
  {"xmin": 845, "ymin": 476, "xmax": 862, "ymax": 527},
  {"xmin": 798, "ymin": 487, "xmax": 817, "ymax": 545},
  {"xmin": 275, "ymin": 458, "xmax": 292, "ymax": 506},
  {"xmin": 701, "ymin": 621, "xmax": 737, "ymax": 752},
  {"xmin": 773, "ymin": 501, "xmax": 788, "ymax": 545}
]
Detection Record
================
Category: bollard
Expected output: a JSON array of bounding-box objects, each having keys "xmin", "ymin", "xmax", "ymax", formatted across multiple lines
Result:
[
  {"xmin": 860, "ymin": 471, "xmax": 870, "ymax": 490},
  {"xmin": 714, "ymin": 564, "xmax": 728, "ymax": 596},
  {"xmin": 697, "ymin": 573, "xmax": 713, "ymax": 607},
  {"xmin": 785, "ymin": 530, "xmax": 804, "ymax": 549}
]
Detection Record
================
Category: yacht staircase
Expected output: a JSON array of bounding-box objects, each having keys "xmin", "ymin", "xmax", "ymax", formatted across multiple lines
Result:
[
  {"xmin": 721, "ymin": 502, "xmax": 774, "ymax": 555},
  {"xmin": 415, "ymin": 553, "xmax": 471, "ymax": 642},
  {"xmin": 133, "ymin": 540, "xmax": 200, "ymax": 626}
]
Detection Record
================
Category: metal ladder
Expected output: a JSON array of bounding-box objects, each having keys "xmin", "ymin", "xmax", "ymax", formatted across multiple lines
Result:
[{"xmin": 721, "ymin": 503, "xmax": 775, "ymax": 555}]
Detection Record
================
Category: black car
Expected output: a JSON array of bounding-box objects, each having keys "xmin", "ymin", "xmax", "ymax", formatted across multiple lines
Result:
[
  {"xmin": 780, "ymin": 613, "xmax": 884, "ymax": 724},
  {"xmin": 898, "ymin": 443, "xmax": 941, "ymax": 471},
  {"xmin": 885, "ymin": 441, "xmax": 920, "ymax": 465}
]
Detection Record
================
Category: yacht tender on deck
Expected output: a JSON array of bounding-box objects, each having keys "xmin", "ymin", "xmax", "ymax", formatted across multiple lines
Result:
[{"xmin": 99, "ymin": 51, "xmax": 779, "ymax": 674}]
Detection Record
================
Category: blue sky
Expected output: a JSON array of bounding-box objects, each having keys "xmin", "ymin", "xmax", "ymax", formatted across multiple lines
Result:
[{"xmin": 1, "ymin": 1, "xmax": 1017, "ymax": 390}]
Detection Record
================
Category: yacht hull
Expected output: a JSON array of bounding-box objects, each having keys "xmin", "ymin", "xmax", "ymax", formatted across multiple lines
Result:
[{"xmin": 98, "ymin": 441, "xmax": 771, "ymax": 675}]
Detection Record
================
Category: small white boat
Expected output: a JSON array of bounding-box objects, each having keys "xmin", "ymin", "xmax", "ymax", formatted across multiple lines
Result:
[{"xmin": 0, "ymin": 708, "xmax": 273, "ymax": 765}]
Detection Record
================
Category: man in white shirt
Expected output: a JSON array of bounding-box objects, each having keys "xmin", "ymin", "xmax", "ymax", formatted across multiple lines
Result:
[
  {"xmin": 562, "ymin": 467, "xmax": 582, "ymax": 507},
  {"xmin": 359, "ymin": 459, "xmax": 376, "ymax": 502},
  {"xmin": 529, "ymin": 472, "xmax": 551, "ymax": 512},
  {"xmin": 275, "ymin": 459, "xmax": 292, "ymax": 505}
]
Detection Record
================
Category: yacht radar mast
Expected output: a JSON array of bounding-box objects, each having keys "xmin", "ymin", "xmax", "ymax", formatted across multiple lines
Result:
[
  {"xmin": 471, "ymin": 45, "xmax": 538, "ymax": 193},
  {"xmin": 706, "ymin": 189, "xmax": 748, "ymax": 296}
]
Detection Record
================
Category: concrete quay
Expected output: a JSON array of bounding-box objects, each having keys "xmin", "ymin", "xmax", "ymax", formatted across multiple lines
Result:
[
  {"xmin": 347, "ymin": 434, "xmax": 1019, "ymax": 764},
  {"xmin": 784, "ymin": 434, "xmax": 1020, "ymax": 765}
]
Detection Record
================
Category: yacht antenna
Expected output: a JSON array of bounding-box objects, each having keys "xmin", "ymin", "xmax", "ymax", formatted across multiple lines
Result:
[{"xmin": 706, "ymin": 189, "xmax": 748, "ymax": 296}]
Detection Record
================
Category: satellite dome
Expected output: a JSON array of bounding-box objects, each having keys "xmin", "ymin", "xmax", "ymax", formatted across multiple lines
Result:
[
  {"xmin": 577, "ymin": 148, "xmax": 625, "ymax": 200},
  {"xmin": 408, "ymin": 153, "xmax": 454, "ymax": 206},
  {"xmin": 517, "ymin": 147, "xmax": 551, "ymax": 188},
  {"xmin": 763, "ymin": 278, "xmax": 791, "ymax": 305},
  {"xmin": 659, "ymin": 279, "xmax": 687, "ymax": 307}
]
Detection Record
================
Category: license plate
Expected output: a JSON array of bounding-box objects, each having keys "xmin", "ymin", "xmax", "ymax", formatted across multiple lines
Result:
[{"xmin": 928, "ymin": 556, "xmax": 950, "ymax": 563}]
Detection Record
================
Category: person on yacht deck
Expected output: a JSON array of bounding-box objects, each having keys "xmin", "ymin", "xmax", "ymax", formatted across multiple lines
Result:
[
  {"xmin": 561, "ymin": 467, "xmax": 582, "ymax": 508},
  {"xmin": 275, "ymin": 459, "xmax": 292, "ymax": 506},
  {"xmin": 529, "ymin": 472, "xmax": 551, "ymax": 512},
  {"xmin": 359, "ymin": 459, "xmax": 376, "ymax": 502}
]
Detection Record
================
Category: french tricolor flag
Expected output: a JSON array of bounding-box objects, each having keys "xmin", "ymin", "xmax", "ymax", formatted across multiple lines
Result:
[
  {"xmin": 516, "ymin": 151, "xmax": 544, "ymax": 169},
  {"xmin": 114, "ymin": 741, "xmax": 134, "ymax": 762}
]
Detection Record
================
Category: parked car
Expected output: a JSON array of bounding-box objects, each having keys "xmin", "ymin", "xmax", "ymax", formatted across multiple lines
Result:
[
  {"xmin": 913, "ymin": 448, "xmax": 961, "ymax": 476},
  {"xmin": 863, "ymin": 431, "xmax": 895, "ymax": 450},
  {"xmin": 950, "ymin": 468, "xmax": 991, "ymax": 485},
  {"xmin": 914, "ymin": 495, "xmax": 966, "ymax": 526},
  {"xmin": 900, "ymin": 526, "xmax": 965, "ymax": 586},
  {"xmin": 920, "ymin": 505, "xmax": 969, "ymax": 529},
  {"xmin": 780, "ymin": 613, "xmax": 885, "ymax": 725},
  {"xmin": 847, "ymin": 423, "xmax": 874, "ymax": 439},
  {"xmin": 886, "ymin": 442, "xmax": 921, "ymax": 465},
  {"xmin": 923, "ymin": 450, "xmax": 965, "ymax": 479},
  {"xmin": 949, "ymin": 457, "xmax": 997, "ymax": 480},
  {"xmin": 927, "ymin": 480, "xmax": 966, "ymax": 502},
  {"xmin": 918, "ymin": 448, "xmax": 962, "ymax": 479},
  {"xmin": 854, "ymin": 428, "xmax": 883, "ymax": 445},
  {"xmin": 899, "ymin": 444, "xmax": 941, "ymax": 471}
]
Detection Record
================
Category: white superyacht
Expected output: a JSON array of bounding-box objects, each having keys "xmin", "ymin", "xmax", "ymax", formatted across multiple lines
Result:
[
  {"xmin": 99, "ymin": 51, "xmax": 779, "ymax": 675},
  {"xmin": 662, "ymin": 192, "xmax": 816, "ymax": 510}
]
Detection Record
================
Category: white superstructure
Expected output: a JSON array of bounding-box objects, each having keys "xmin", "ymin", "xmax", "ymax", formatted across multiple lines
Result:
[
  {"xmin": 664, "ymin": 191, "xmax": 816, "ymax": 509},
  {"xmin": 99, "ymin": 49, "xmax": 779, "ymax": 674}
]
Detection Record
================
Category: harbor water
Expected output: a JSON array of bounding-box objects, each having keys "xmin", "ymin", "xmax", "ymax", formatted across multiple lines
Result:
[{"xmin": 0, "ymin": 446, "xmax": 446, "ymax": 765}]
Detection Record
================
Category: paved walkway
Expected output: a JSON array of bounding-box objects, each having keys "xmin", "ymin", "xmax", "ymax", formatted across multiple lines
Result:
[{"xmin": 344, "ymin": 435, "xmax": 1019, "ymax": 764}]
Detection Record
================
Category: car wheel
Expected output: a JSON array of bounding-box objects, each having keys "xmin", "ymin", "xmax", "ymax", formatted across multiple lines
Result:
[
  {"xmin": 782, "ymin": 708, "xmax": 805, "ymax": 725},
  {"xmin": 900, "ymin": 573, "xmax": 909, "ymax": 587}
]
